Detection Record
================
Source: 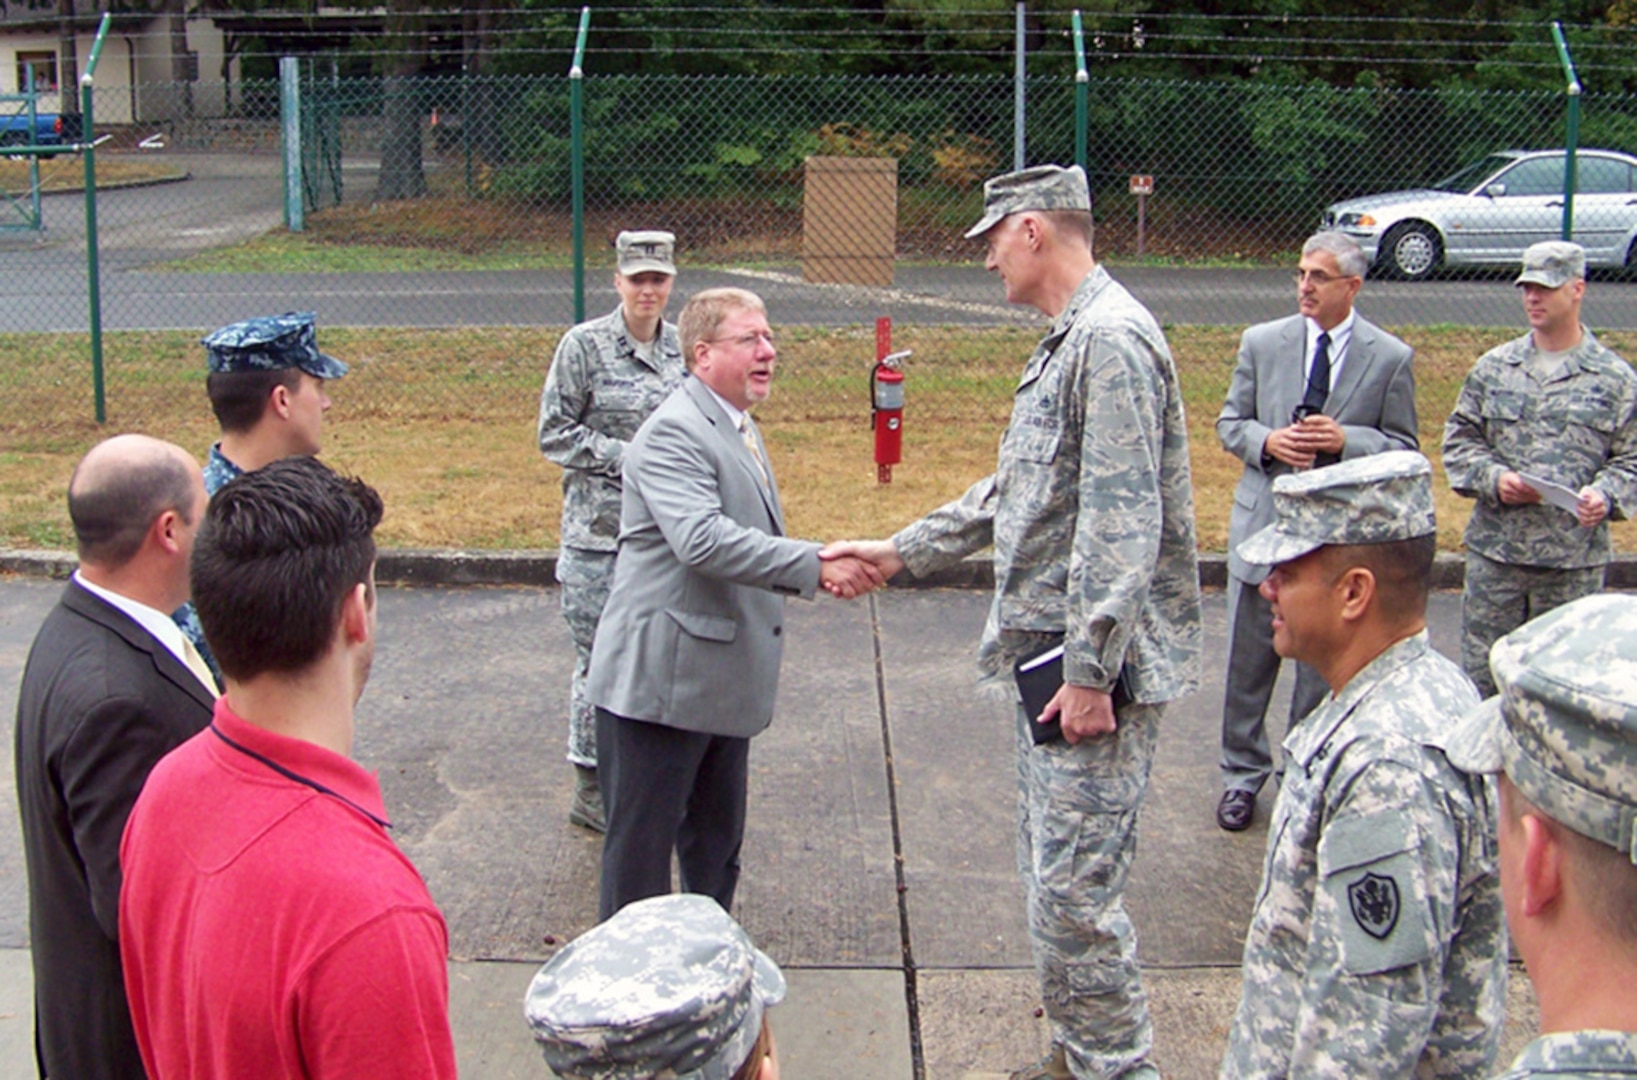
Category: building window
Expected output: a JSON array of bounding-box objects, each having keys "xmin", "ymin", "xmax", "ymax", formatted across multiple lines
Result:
[{"xmin": 16, "ymin": 51, "xmax": 58, "ymax": 94}]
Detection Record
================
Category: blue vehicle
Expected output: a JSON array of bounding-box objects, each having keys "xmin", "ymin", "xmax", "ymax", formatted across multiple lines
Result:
[{"xmin": 0, "ymin": 112, "xmax": 71, "ymax": 156}]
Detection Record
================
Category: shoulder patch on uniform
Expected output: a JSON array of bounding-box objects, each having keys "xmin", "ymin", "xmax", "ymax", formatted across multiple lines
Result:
[{"xmin": 1346, "ymin": 871, "xmax": 1400, "ymax": 940}]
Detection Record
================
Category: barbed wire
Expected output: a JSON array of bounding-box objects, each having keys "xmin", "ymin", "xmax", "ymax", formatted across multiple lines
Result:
[{"xmin": 208, "ymin": 6, "xmax": 1636, "ymax": 75}]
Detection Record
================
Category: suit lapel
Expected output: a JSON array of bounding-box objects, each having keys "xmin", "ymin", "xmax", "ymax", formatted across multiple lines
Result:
[
  {"xmin": 1323, "ymin": 316, "xmax": 1375, "ymax": 418},
  {"xmin": 63, "ymin": 580, "xmax": 218, "ymax": 712},
  {"xmin": 683, "ymin": 379, "xmax": 787, "ymax": 535},
  {"xmin": 1276, "ymin": 316, "xmax": 1307, "ymax": 421}
]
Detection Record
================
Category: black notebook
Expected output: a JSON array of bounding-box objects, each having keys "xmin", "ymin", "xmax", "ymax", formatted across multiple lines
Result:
[{"xmin": 1014, "ymin": 642, "xmax": 1131, "ymax": 745}]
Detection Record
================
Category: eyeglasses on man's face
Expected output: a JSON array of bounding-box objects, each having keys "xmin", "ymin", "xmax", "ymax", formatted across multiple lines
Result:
[
  {"xmin": 709, "ymin": 331, "xmax": 777, "ymax": 350},
  {"xmin": 1292, "ymin": 269, "xmax": 1356, "ymax": 286}
]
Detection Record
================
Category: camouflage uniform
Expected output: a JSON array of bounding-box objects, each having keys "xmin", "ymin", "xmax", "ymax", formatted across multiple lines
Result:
[
  {"xmin": 1492, "ymin": 1031, "xmax": 1637, "ymax": 1079},
  {"xmin": 893, "ymin": 260, "xmax": 1202, "ymax": 1078},
  {"xmin": 173, "ymin": 446, "xmax": 245, "ymax": 682},
  {"xmin": 538, "ymin": 306, "xmax": 684, "ymax": 766},
  {"xmin": 1442, "ymin": 326, "xmax": 1637, "ymax": 697},
  {"xmin": 1224, "ymin": 452, "xmax": 1506, "ymax": 1079},
  {"xmin": 525, "ymin": 892, "xmax": 785, "ymax": 1079},
  {"xmin": 1444, "ymin": 593, "xmax": 1637, "ymax": 1080},
  {"xmin": 1221, "ymin": 632, "xmax": 1504, "ymax": 1078},
  {"xmin": 200, "ymin": 443, "xmax": 243, "ymax": 495},
  {"xmin": 173, "ymin": 313, "xmax": 347, "ymax": 688}
]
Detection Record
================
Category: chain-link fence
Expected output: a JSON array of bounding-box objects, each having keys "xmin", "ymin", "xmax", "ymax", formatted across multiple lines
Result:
[{"xmin": 3, "ymin": 61, "xmax": 1637, "ymax": 548}]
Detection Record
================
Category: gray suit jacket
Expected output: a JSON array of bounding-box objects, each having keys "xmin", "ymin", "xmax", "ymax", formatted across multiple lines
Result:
[
  {"xmin": 1217, "ymin": 313, "xmax": 1419, "ymax": 584},
  {"xmin": 586, "ymin": 375, "xmax": 821, "ymax": 737}
]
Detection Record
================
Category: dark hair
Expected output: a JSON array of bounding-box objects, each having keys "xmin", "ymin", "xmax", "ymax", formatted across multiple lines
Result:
[
  {"xmin": 68, "ymin": 447, "xmax": 197, "ymax": 566},
  {"xmin": 192, "ymin": 455, "xmax": 382, "ymax": 680},
  {"xmin": 206, "ymin": 368, "xmax": 304, "ymax": 433},
  {"xmin": 1324, "ymin": 533, "xmax": 1436, "ymax": 623}
]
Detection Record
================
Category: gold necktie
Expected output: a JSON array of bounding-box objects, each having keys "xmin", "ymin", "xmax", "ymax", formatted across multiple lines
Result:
[
  {"xmin": 739, "ymin": 417, "xmax": 769, "ymax": 485},
  {"xmin": 180, "ymin": 637, "xmax": 219, "ymax": 697}
]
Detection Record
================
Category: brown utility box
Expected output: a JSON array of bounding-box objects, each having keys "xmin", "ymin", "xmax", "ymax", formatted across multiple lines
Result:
[{"xmin": 802, "ymin": 156, "xmax": 897, "ymax": 287}]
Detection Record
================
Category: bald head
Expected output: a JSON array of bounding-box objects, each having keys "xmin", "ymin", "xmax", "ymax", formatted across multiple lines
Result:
[{"xmin": 69, "ymin": 435, "xmax": 202, "ymax": 568}]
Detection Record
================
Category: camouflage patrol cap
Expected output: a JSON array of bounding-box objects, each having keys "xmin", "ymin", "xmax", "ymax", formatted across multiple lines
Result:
[
  {"xmin": 1447, "ymin": 593, "xmax": 1637, "ymax": 864},
  {"xmin": 524, "ymin": 893, "xmax": 786, "ymax": 1080},
  {"xmin": 965, "ymin": 164, "xmax": 1091, "ymax": 239},
  {"xmin": 202, "ymin": 312, "xmax": 348, "ymax": 379},
  {"xmin": 1515, "ymin": 240, "xmax": 1586, "ymax": 289},
  {"xmin": 1237, "ymin": 450, "xmax": 1436, "ymax": 567},
  {"xmin": 616, "ymin": 230, "xmax": 677, "ymax": 276}
]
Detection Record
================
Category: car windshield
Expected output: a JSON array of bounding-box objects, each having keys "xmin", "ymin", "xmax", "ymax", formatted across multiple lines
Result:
[{"xmin": 1433, "ymin": 154, "xmax": 1518, "ymax": 193}]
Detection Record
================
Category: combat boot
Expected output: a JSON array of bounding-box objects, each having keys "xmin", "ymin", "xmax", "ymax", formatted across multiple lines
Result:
[
  {"xmin": 1008, "ymin": 1043, "xmax": 1071, "ymax": 1080},
  {"xmin": 569, "ymin": 764, "xmax": 606, "ymax": 833}
]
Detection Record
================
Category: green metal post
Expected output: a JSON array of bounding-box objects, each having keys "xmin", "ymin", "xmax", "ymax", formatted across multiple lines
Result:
[
  {"xmin": 1551, "ymin": 22, "xmax": 1581, "ymax": 243},
  {"xmin": 280, "ymin": 57, "xmax": 304, "ymax": 231},
  {"xmin": 570, "ymin": 6, "xmax": 590, "ymax": 324},
  {"xmin": 81, "ymin": 12, "xmax": 111, "ymax": 424},
  {"xmin": 1072, "ymin": 11, "xmax": 1087, "ymax": 172}
]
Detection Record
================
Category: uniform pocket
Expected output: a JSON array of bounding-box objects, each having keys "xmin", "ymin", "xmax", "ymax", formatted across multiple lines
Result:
[{"xmin": 1479, "ymin": 392, "xmax": 1525, "ymax": 423}]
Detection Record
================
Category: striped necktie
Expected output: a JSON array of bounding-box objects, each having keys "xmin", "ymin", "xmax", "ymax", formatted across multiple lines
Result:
[
  {"xmin": 180, "ymin": 637, "xmax": 219, "ymax": 697},
  {"xmin": 739, "ymin": 416, "xmax": 769, "ymax": 485}
]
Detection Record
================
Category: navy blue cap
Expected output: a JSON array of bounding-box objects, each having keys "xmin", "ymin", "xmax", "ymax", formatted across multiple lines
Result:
[{"xmin": 202, "ymin": 313, "xmax": 349, "ymax": 379}]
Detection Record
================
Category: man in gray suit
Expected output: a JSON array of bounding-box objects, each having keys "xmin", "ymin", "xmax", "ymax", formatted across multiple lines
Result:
[
  {"xmin": 586, "ymin": 287, "xmax": 880, "ymax": 919},
  {"xmin": 1215, "ymin": 231, "xmax": 1418, "ymax": 831}
]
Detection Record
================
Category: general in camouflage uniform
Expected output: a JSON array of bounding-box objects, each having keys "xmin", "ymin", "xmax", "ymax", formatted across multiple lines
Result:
[
  {"xmin": 1223, "ymin": 452, "xmax": 1506, "ymax": 1079},
  {"xmin": 173, "ymin": 312, "xmax": 350, "ymax": 686},
  {"xmin": 1446, "ymin": 593, "xmax": 1637, "ymax": 1080},
  {"xmin": 538, "ymin": 231, "xmax": 686, "ymax": 831},
  {"xmin": 864, "ymin": 164, "xmax": 1201, "ymax": 1080},
  {"xmin": 1442, "ymin": 241, "xmax": 1637, "ymax": 697},
  {"xmin": 524, "ymin": 892, "xmax": 785, "ymax": 1079}
]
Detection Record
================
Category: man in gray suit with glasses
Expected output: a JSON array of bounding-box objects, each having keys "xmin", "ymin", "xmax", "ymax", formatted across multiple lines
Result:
[
  {"xmin": 586, "ymin": 286, "xmax": 881, "ymax": 919},
  {"xmin": 1215, "ymin": 230, "xmax": 1419, "ymax": 832}
]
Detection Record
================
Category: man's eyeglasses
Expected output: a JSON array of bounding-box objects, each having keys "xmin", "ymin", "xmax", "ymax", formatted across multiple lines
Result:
[
  {"xmin": 709, "ymin": 331, "xmax": 777, "ymax": 349},
  {"xmin": 1293, "ymin": 270, "xmax": 1354, "ymax": 286}
]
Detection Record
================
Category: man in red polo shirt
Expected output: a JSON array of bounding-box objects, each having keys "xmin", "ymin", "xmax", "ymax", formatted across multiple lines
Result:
[{"xmin": 119, "ymin": 457, "xmax": 455, "ymax": 1078}]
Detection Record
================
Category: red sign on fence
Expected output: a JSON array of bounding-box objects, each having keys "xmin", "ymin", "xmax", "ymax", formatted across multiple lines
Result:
[{"xmin": 1129, "ymin": 175, "xmax": 1154, "ymax": 196}]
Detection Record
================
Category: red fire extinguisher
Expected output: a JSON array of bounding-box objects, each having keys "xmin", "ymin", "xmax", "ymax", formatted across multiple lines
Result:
[{"xmin": 871, "ymin": 349, "xmax": 911, "ymax": 484}]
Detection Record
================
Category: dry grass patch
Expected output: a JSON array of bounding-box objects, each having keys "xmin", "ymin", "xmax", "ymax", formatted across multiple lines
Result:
[
  {"xmin": 0, "ymin": 155, "xmax": 186, "ymax": 196},
  {"xmin": 3, "ymin": 325, "xmax": 1634, "ymax": 555}
]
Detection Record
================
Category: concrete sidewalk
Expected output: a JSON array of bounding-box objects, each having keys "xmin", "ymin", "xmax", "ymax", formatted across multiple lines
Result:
[{"xmin": 0, "ymin": 577, "xmax": 1542, "ymax": 1078}]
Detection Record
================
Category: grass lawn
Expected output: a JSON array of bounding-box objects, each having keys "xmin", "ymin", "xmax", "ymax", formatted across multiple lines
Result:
[{"xmin": 3, "ymin": 323, "xmax": 1634, "ymax": 556}]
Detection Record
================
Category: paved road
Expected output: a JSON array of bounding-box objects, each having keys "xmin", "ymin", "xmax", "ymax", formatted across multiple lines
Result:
[
  {"xmin": 2, "ymin": 152, "xmax": 1633, "ymax": 333},
  {"xmin": 0, "ymin": 575, "xmax": 1547, "ymax": 1078}
]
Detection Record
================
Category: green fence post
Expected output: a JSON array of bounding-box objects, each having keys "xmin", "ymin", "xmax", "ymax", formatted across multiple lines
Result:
[
  {"xmin": 1072, "ymin": 10, "xmax": 1087, "ymax": 172},
  {"xmin": 570, "ymin": 6, "xmax": 590, "ymax": 324},
  {"xmin": 280, "ymin": 57, "xmax": 304, "ymax": 232},
  {"xmin": 1550, "ymin": 21, "xmax": 1581, "ymax": 243},
  {"xmin": 80, "ymin": 12, "xmax": 111, "ymax": 425}
]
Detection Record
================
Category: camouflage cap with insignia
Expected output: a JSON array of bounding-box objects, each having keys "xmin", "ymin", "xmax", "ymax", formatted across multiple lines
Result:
[
  {"xmin": 1515, "ymin": 240, "xmax": 1586, "ymax": 289},
  {"xmin": 524, "ymin": 893, "xmax": 786, "ymax": 1080},
  {"xmin": 965, "ymin": 164, "xmax": 1091, "ymax": 239},
  {"xmin": 616, "ymin": 230, "xmax": 677, "ymax": 276},
  {"xmin": 1236, "ymin": 450, "xmax": 1436, "ymax": 568},
  {"xmin": 1447, "ymin": 593, "xmax": 1637, "ymax": 864},
  {"xmin": 202, "ymin": 312, "xmax": 349, "ymax": 379}
]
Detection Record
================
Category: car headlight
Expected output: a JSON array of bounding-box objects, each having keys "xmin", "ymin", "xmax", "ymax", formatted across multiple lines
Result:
[{"xmin": 1333, "ymin": 212, "xmax": 1377, "ymax": 229}]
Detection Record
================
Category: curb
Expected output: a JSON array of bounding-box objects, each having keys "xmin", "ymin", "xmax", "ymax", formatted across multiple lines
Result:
[{"xmin": 7, "ymin": 547, "xmax": 1636, "ymax": 591}]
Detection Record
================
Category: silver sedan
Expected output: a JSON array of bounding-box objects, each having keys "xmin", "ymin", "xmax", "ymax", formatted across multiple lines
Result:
[{"xmin": 1321, "ymin": 148, "xmax": 1637, "ymax": 280}]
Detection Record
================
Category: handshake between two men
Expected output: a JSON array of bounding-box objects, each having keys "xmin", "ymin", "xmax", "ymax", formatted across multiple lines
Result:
[
  {"xmin": 814, "ymin": 538, "xmax": 903, "ymax": 600},
  {"xmin": 815, "ymin": 538, "xmax": 1118, "ymax": 745}
]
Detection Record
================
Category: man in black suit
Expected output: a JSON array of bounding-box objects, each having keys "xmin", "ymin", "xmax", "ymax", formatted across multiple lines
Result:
[{"xmin": 14, "ymin": 434, "xmax": 215, "ymax": 1079}]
